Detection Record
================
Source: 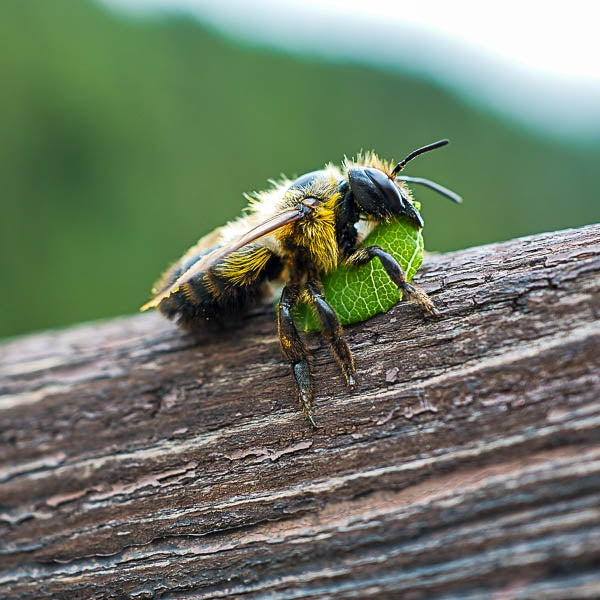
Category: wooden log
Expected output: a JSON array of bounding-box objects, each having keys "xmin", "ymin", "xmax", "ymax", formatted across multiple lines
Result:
[{"xmin": 1, "ymin": 224, "xmax": 599, "ymax": 599}]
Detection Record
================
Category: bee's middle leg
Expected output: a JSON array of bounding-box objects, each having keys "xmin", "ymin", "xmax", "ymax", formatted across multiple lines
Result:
[
  {"xmin": 277, "ymin": 284, "xmax": 316, "ymax": 426},
  {"xmin": 305, "ymin": 280, "xmax": 356, "ymax": 389}
]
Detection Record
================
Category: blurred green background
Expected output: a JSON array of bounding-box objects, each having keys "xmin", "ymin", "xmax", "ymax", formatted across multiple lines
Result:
[{"xmin": 2, "ymin": 0, "xmax": 599, "ymax": 339}]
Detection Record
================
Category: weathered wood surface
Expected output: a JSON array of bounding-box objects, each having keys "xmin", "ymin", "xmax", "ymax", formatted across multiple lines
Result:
[{"xmin": 1, "ymin": 224, "xmax": 599, "ymax": 599}]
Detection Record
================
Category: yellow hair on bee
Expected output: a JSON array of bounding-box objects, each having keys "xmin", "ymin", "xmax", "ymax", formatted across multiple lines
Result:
[
  {"xmin": 344, "ymin": 151, "xmax": 397, "ymax": 178},
  {"xmin": 181, "ymin": 281, "xmax": 200, "ymax": 303},
  {"xmin": 275, "ymin": 188, "xmax": 341, "ymax": 274},
  {"xmin": 300, "ymin": 193, "xmax": 339, "ymax": 273},
  {"xmin": 214, "ymin": 245, "xmax": 273, "ymax": 287}
]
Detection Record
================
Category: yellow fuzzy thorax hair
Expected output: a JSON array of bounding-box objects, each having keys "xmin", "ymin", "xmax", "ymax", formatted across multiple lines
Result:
[
  {"xmin": 343, "ymin": 151, "xmax": 398, "ymax": 178},
  {"xmin": 276, "ymin": 192, "xmax": 340, "ymax": 275}
]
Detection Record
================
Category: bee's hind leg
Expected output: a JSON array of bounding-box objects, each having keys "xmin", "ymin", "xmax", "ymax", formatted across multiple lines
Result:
[
  {"xmin": 277, "ymin": 284, "xmax": 316, "ymax": 427},
  {"xmin": 305, "ymin": 280, "xmax": 356, "ymax": 390}
]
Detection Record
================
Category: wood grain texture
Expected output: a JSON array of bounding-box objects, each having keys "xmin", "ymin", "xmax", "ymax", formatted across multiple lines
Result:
[{"xmin": 1, "ymin": 224, "xmax": 599, "ymax": 600}]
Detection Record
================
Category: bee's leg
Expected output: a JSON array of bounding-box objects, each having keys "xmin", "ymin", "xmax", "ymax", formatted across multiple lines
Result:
[
  {"xmin": 346, "ymin": 246, "xmax": 440, "ymax": 317},
  {"xmin": 277, "ymin": 284, "xmax": 316, "ymax": 427},
  {"xmin": 305, "ymin": 280, "xmax": 356, "ymax": 390}
]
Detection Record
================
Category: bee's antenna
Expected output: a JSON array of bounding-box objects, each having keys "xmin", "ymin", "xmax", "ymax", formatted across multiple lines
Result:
[
  {"xmin": 390, "ymin": 139, "xmax": 449, "ymax": 178},
  {"xmin": 395, "ymin": 175, "xmax": 462, "ymax": 204}
]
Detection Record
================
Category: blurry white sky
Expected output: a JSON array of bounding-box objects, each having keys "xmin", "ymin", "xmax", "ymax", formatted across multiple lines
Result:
[{"xmin": 102, "ymin": 0, "xmax": 600, "ymax": 139}]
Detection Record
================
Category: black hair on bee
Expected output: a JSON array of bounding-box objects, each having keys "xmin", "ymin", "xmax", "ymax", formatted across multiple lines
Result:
[{"xmin": 142, "ymin": 140, "xmax": 461, "ymax": 426}]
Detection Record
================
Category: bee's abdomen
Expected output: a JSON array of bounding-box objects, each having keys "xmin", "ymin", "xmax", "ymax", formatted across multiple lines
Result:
[
  {"xmin": 158, "ymin": 276, "xmax": 263, "ymax": 329},
  {"xmin": 157, "ymin": 245, "xmax": 282, "ymax": 329}
]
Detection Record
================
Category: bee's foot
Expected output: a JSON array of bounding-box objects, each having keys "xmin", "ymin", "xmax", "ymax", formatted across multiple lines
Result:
[
  {"xmin": 299, "ymin": 393, "xmax": 318, "ymax": 428},
  {"xmin": 306, "ymin": 409, "xmax": 319, "ymax": 428},
  {"xmin": 401, "ymin": 283, "xmax": 441, "ymax": 318},
  {"xmin": 346, "ymin": 372, "xmax": 357, "ymax": 390}
]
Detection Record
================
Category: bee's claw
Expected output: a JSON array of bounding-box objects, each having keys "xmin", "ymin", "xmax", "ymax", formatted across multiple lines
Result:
[
  {"xmin": 347, "ymin": 373, "xmax": 357, "ymax": 390},
  {"xmin": 306, "ymin": 410, "xmax": 319, "ymax": 428},
  {"xmin": 299, "ymin": 393, "xmax": 319, "ymax": 428}
]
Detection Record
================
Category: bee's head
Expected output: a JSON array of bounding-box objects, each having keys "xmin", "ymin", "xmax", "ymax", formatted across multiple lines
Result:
[
  {"xmin": 347, "ymin": 139, "xmax": 462, "ymax": 228},
  {"xmin": 347, "ymin": 166, "xmax": 423, "ymax": 227}
]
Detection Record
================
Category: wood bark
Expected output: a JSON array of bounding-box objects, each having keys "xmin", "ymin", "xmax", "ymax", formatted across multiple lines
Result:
[{"xmin": 1, "ymin": 224, "xmax": 599, "ymax": 599}]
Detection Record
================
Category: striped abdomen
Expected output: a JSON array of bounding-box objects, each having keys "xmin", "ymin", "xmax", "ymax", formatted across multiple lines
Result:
[{"xmin": 155, "ymin": 244, "xmax": 283, "ymax": 329}]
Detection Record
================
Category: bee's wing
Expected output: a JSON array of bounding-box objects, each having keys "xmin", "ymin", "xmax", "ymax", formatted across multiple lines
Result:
[{"xmin": 141, "ymin": 207, "xmax": 305, "ymax": 311}]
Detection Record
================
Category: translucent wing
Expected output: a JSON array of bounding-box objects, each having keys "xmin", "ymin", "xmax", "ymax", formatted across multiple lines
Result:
[{"xmin": 141, "ymin": 206, "xmax": 306, "ymax": 311}]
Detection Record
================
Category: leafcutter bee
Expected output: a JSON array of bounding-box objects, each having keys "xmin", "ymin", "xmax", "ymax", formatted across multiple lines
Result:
[{"xmin": 141, "ymin": 140, "xmax": 461, "ymax": 426}]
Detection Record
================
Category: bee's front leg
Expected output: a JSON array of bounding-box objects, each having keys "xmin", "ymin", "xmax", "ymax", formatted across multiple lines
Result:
[
  {"xmin": 305, "ymin": 280, "xmax": 356, "ymax": 389},
  {"xmin": 346, "ymin": 246, "xmax": 440, "ymax": 317},
  {"xmin": 277, "ymin": 284, "xmax": 316, "ymax": 427}
]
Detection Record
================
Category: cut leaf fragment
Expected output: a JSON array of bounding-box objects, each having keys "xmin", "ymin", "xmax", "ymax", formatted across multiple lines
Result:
[{"xmin": 295, "ymin": 205, "xmax": 424, "ymax": 332}]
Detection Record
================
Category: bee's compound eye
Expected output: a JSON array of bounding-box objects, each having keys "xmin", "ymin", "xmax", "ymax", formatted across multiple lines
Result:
[
  {"xmin": 348, "ymin": 167, "xmax": 423, "ymax": 227},
  {"xmin": 363, "ymin": 167, "xmax": 391, "ymax": 191},
  {"xmin": 347, "ymin": 167, "xmax": 395, "ymax": 213},
  {"xmin": 364, "ymin": 169, "xmax": 409, "ymax": 215}
]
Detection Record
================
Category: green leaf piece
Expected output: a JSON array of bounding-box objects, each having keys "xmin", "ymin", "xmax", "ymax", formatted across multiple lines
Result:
[{"xmin": 294, "ymin": 205, "xmax": 424, "ymax": 332}]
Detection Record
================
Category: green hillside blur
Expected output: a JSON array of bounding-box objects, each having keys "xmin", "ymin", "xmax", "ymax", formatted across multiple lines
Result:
[{"xmin": 2, "ymin": 0, "xmax": 599, "ymax": 339}]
